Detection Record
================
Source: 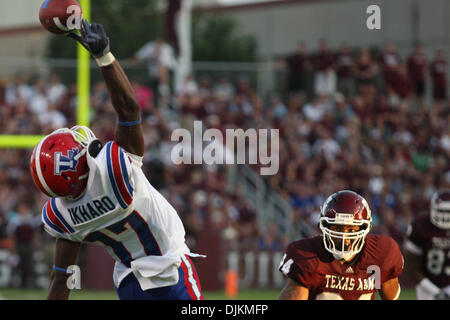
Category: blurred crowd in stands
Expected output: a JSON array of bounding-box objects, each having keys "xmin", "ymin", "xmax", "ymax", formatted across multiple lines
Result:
[
  {"xmin": 279, "ymin": 40, "xmax": 449, "ymax": 244},
  {"xmin": 0, "ymin": 39, "xmax": 448, "ymax": 287}
]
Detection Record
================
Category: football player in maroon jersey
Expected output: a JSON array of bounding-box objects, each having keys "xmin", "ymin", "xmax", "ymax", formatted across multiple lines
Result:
[
  {"xmin": 278, "ymin": 190, "xmax": 404, "ymax": 300},
  {"xmin": 404, "ymin": 190, "xmax": 450, "ymax": 300}
]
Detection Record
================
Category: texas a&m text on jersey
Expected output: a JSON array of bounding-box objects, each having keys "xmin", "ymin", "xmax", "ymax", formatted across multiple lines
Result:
[{"xmin": 278, "ymin": 190, "xmax": 404, "ymax": 300}]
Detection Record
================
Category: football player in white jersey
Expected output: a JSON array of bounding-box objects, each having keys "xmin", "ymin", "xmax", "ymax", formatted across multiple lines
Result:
[{"xmin": 30, "ymin": 19, "xmax": 203, "ymax": 300}]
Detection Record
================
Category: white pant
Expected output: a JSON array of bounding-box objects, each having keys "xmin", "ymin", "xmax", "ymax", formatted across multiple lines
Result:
[
  {"xmin": 416, "ymin": 283, "xmax": 450, "ymax": 300},
  {"xmin": 416, "ymin": 285, "xmax": 435, "ymax": 300}
]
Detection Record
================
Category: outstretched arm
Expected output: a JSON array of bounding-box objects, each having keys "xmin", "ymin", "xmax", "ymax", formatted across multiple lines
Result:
[
  {"xmin": 100, "ymin": 61, "xmax": 144, "ymax": 156},
  {"xmin": 68, "ymin": 19, "xmax": 144, "ymax": 156}
]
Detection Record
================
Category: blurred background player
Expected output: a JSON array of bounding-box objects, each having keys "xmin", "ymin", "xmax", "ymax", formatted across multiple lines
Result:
[
  {"xmin": 30, "ymin": 19, "xmax": 203, "ymax": 300},
  {"xmin": 278, "ymin": 190, "xmax": 403, "ymax": 300},
  {"xmin": 132, "ymin": 37, "xmax": 177, "ymax": 108},
  {"xmin": 404, "ymin": 190, "xmax": 450, "ymax": 300}
]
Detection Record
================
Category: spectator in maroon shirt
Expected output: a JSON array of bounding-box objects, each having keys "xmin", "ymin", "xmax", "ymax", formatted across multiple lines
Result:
[
  {"xmin": 392, "ymin": 64, "xmax": 413, "ymax": 112},
  {"xmin": 336, "ymin": 42, "xmax": 356, "ymax": 97},
  {"xmin": 430, "ymin": 49, "xmax": 448, "ymax": 104},
  {"xmin": 314, "ymin": 39, "xmax": 336, "ymax": 71},
  {"xmin": 380, "ymin": 41, "xmax": 401, "ymax": 95},
  {"xmin": 355, "ymin": 48, "xmax": 379, "ymax": 101},
  {"xmin": 284, "ymin": 41, "xmax": 312, "ymax": 96},
  {"xmin": 407, "ymin": 44, "xmax": 428, "ymax": 108}
]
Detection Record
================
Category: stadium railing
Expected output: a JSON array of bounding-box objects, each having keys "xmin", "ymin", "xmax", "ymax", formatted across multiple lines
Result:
[{"xmin": 227, "ymin": 164, "xmax": 310, "ymax": 241}]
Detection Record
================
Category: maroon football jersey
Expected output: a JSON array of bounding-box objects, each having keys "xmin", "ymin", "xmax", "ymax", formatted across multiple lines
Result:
[
  {"xmin": 279, "ymin": 234, "xmax": 404, "ymax": 300},
  {"xmin": 406, "ymin": 214, "xmax": 450, "ymax": 288}
]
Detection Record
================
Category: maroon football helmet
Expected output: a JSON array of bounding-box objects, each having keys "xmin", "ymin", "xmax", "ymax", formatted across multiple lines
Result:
[
  {"xmin": 430, "ymin": 190, "xmax": 450, "ymax": 229},
  {"xmin": 30, "ymin": 126, "xmax": 96, "ymax": 200},
  {"xmin": 319, "ymin": 190, "xmax": 372, "ymax": 261}
]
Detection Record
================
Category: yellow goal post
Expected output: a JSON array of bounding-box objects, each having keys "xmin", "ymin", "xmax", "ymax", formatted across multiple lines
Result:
[{"xmin": 0, "ymin": 0, "xmax": 91, "ymax": 149}]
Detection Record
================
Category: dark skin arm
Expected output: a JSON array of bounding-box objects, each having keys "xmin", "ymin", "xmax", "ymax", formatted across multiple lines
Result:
[
  {"xmin": 69, "ymin": 20, "xmax": 144, "ymax": 156},
  {"xmin": 47, "ymin": 238, "xmax": 81, "ymax": 300},
  {"xmin": 100, "ymin": 60, "xmax": 144, "ymax": 157},
  {"xmin": 278, "ymin": 278, "xmax": 309, "ymax": 300}
]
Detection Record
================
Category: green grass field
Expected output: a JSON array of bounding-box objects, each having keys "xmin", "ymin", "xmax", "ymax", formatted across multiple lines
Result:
[{"xmin": 0, "ymin": 288, "xmax": 416, "ymax": 300}]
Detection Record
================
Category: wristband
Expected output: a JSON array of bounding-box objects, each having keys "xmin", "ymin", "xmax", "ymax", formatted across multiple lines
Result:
[
  {"xmin": 95, "ymin": 52, "xmax": 116, "ymax": 67},
  {"xmin": 118, "ymin": 118, "xmax": 142, "ymax": 127},
  {"xmin": 53, "ymin": 265, "xmax": 73, "ymax": 274}
]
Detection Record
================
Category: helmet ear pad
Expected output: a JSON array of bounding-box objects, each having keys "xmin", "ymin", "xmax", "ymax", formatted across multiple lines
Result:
[{"xmin": 88, "ymin": 139, "xmax": 104, "ymax": 157}]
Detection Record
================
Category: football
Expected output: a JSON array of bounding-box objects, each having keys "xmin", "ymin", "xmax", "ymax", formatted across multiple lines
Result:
[{"xmin": 39, "ymin": 0, "xmax": 83, "ymax": 35}]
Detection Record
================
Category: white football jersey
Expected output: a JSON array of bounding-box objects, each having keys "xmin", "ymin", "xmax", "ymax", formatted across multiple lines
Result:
[{"xmin": 41, "ymin": 140, "xmax": 192, "ymax": 290}]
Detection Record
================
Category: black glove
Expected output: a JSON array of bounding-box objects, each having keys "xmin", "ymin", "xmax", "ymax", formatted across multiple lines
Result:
[{"xmin": 68, "ymin": 19, "xmax": 110, "ymax": 58}]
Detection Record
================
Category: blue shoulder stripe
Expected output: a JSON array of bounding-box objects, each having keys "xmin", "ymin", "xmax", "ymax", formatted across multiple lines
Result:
[
  {"xmin": 105, "ymin": 141, "xmax": 127, "ymax": 209},
  {"xmin": 50, "ymin": 198, "xmax": 75, "ymax": 233},
  {"xmin": 119, "ymin": 148, "xmax": 134, "ymax": 195},
  {"xmin": 42, "ymin": 206, "xmax": 64, "ymax": 235}
]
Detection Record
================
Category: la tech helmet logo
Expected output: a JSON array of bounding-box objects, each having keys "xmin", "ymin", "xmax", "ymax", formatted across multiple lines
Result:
[{"xmin": 54, "ymin": 148, "xmax": 80, "ymax": 175}]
